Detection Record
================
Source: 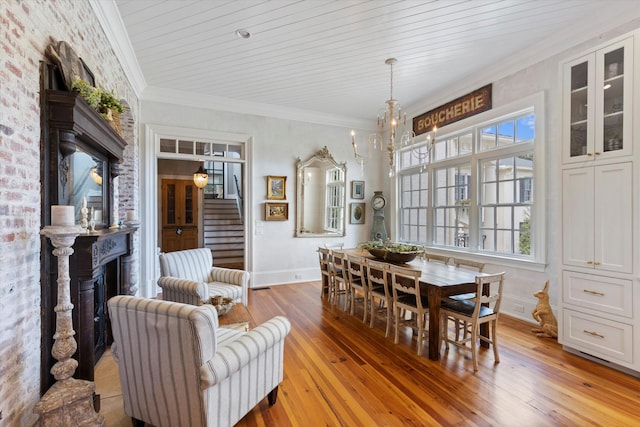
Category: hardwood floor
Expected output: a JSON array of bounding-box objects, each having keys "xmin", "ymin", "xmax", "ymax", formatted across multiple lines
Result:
[{"xmin": 97, "ymin": 281, "xmax": 640, "ymax": 426}]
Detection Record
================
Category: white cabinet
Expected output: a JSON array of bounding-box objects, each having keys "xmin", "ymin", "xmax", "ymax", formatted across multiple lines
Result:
[
  {"xmin": 563, "ymin": 37, "xmax": 633, "ymax": 163},
  {"xmin": 560, "ymin": 30, "xmax": 638, "ymax": 374},
  {"xmin": 562, "ymin": 162, "xmax": 632, "ymax": 274}
]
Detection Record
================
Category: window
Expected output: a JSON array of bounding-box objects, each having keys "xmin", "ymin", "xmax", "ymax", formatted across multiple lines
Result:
[
  {"xmin": 325, "ymin": 168, "xmax": 344, "ymax": 232},
  {"xmin": 399, "ymin": 171, "xmax": 429, "ymax": 242},
  {"xmin": 397, "ymin": 95, "xmax": 542, "ymax": 263},
  {"xmin": 479, "ymin": 153, "xmax": 533, "ymax": 255},
  {"xmin": 158, "ymin": 138, "xmax": 244, "ymax": 160},
  {"xmin": 433, "ymin": 164, "xmax": 471, "ymax": 247}
]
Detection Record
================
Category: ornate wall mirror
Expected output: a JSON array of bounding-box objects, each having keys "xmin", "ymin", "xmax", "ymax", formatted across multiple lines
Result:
[{"xmin": 295, "ymin": 146, "xmax": 347, "ymax": 237}]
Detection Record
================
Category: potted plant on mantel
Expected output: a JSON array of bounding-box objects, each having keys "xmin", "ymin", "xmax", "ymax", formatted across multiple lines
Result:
[{"xmin": 71, "ymin": 78, "xmax": 125, "ymax": 137}]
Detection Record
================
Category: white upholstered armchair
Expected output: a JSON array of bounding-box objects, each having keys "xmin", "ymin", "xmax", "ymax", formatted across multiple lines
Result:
[
  {"xmin": 158, "ymin": 248, "xmax": 249, "ymax": 305},
  {"xmin": 108, "ymin": 295, "xmax": 291, "ymax": 427}
]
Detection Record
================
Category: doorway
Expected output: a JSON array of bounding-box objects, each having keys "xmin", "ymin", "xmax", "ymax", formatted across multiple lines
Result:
[{"xmin": 140, "ymin": 124, "xmax": 252, "ymax": 298}]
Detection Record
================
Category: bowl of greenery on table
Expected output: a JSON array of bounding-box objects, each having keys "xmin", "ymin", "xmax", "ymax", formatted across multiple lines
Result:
[{"xmin": 359, "ymin": 240, "xmax": 423, "ymax": 263}]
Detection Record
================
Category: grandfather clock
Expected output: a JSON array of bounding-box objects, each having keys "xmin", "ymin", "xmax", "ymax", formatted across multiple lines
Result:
[{"xmin": 370, "ymin": 191, "xmax": 388, "ymax": 240}]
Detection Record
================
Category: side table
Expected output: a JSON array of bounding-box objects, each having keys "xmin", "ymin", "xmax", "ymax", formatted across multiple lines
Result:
[{"xmin": 218, "ymin": 304, "xmax": 255, "ymax": 331}]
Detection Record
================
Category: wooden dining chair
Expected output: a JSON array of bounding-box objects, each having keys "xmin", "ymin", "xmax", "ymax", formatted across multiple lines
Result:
[
  {"xmin": 329, "ymin": 250, "xmax": 350, "ymax": 310},
  {"xmin": 440, "ymin": 272, "xmax": 505, "ymax": 371},
  {"xmin": 390, "ymin": 265, "xmax": 429, "ymax": 356},
  {"xmin": 423, "ymin": 253, "xmax": 451, "ymax": 264},
  {"xmin": 324, "ymin": 242, "xmax": 345, "ymax": 250},
  {"xmin": 452, "ymin": 258, "xmax": 485, "ymax": 272},
  {"xmin": 447, "ymin": 258, "xmax": 487, "ymax": 338},
  {"xmin": 317, "ymin": 247, "xmax": 333, "ymax": 298},
  {"xmin": 346, "ymin": 254, "xmax": 368, "ymax": 322},
  {"xmin": 366, "ymin": 259, "xmax": 392, "ymax": 337}
]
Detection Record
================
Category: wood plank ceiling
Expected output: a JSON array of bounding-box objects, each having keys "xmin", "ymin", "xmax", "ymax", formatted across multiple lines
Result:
[{"xmin": 113, "ymin": 0, "xmax": 640, "ymax": 125}]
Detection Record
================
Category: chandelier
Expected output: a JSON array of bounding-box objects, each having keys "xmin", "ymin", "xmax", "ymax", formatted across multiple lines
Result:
[{"xmin": 351, "ymin": 58, "xmax": 436, "ymax": 176}]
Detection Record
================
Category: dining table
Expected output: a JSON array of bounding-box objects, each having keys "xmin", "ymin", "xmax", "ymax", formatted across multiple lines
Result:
[{"xmin": 344, "ymin": 248, "xmax": 488, "ymax": 361}]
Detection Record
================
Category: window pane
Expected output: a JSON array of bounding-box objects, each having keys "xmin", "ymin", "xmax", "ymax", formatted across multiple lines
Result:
[
  {"xmin": 496, "ymin": 206, "xmax": 512, "ymax": 228},
  {"xmin": 447, "ymin": 137, "xmax": 458, "ymax": 157},
  {"xmin": 433, "ymin": 140, "xmax": 447, "ymax": 161},
  {"xmin": 459, "ymin": 133, "xmax": 473, "ymax": 155},
  {"xmin": 498, "ymin": 120, "xmax": 515, "ymax": 146},
  {"xmin": 516, "ymin": 114, "xmax": 535, "ymax": 143},
  {"xmin": 178, "ymin": 140, "xmax": 193, "ymax": 154},
  {"xmin": 160, "ymin": 138, "xmax": 176, "ymax": 153},
  {"xmin": 482, "ymin": 182, "xmax": 497, "ymax": 204},
  {"xmin": 228, "ymin": 144, "xmax": 242, "ymax": 159},
  {"xmin": 496, "ymin": 230, "xmax": 513, "ymax": 253},
  {"xmin": 480, "ymin": 125, "xmax": 497, "ymax": 150},
  {"xmin": 196, "ymin": 141, "xmax": 209, "ymax": 156},
  {"xmin": 213, "ymin": 143, "xmax": 226, "ymax": 157}
]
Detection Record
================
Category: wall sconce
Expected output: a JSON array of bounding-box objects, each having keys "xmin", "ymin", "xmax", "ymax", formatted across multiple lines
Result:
[{"xmin": 193, "ymin": 165, "xmax": 209, "ymax": 189}]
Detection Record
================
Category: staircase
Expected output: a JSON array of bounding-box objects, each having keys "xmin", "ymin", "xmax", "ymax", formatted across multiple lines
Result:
[{"xmin": 203, "ymin": 198, "xmax": 244, "ymax": 269}]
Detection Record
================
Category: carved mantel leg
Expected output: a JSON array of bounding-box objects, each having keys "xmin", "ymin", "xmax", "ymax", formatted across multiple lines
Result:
[{"xmin": 34, "ymin": 225, "xmax": 104, "ymax": 427}]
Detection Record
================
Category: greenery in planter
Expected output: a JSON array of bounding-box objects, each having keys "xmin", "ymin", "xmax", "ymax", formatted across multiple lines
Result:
[
  {"xmin": 98, "ymin": 89, "xmax": 125, "ymax": 114},
  {"xmin": 71, "ymin": 78, "xmax": 125, "ymax": 115},
  {"xmin": 359, "ymin": 240, "xmax": 423, "ymax": 253},
  {"xmin": 71, "ymin": 78, "xmax": 100, "ymax": 109}
]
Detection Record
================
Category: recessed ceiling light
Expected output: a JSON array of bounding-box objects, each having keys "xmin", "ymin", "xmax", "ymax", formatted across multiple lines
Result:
[{"xmin": 235, "ymin": 29, "xmax": 251, "ymax": 39}]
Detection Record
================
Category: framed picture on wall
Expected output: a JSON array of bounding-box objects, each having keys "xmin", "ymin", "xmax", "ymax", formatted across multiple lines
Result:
[
  {"xmin": 351, "ymin": 180, "xmax": 365, "ymax": 199},
  {"xmin": 265, "ymin": 202, "xmax": 288, "ymax": 221},
  {"xmin": 350, "ymin": 202, "xmax": 365, "ymax": 224},
  {"xmin": 267, "ymin": 175, "xmax": 286, "ymax": 200}
]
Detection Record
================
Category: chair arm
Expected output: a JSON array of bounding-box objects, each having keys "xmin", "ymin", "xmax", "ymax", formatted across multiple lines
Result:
[
  {"xmin": 208, "ymin": 267, "xmax": 249, "ymax": 287},
  {"xmin": 208, "ymin": 267, "xmax": 250, "ymax": 304},
  {"xmin": 158, "ymin": 276, "xmax": 209, "ymax": 305},
  {"xmin": 199, "ymin": 316, "xmax": 291, "ymax": 389}
]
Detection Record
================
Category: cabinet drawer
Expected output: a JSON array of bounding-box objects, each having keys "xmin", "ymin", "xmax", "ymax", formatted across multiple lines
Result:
[
  {"xmin": 562, "ymin": 309, "xmax": 633, "ymax": 364},
  {"xmin": 562, "ymin": 271, "xmax": 633, "ymax": 318}
]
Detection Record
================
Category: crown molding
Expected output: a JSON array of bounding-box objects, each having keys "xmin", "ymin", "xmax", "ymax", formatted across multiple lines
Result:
[
  {"xmin": 142, "ymin": 85, "xmax": 375, "ymax": 130},
  {"xmin": 88, "ymin": 0, "xmax": 146, "ymax": 97}
]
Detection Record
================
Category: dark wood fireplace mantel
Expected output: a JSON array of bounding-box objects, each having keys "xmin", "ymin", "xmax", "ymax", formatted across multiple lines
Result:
[{"xmin": 39, "ymin": 61, "xmax": 134, "ymax": 397}]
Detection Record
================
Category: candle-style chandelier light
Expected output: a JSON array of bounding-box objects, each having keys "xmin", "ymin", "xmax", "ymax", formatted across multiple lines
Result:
[{"xmin": 351, "ymin": 58, "xmax": 436, "ymax": 176}]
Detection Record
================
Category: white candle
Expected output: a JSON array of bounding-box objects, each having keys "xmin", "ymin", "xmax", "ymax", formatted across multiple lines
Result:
[
  {"xmin": 51, "ymin": 205, "xmax": 75, "ymax": 226},
  {"xmin": 126, "ymin": 210, "xmax": 136, "ymax": 221},
  {"xmin": 94, "ymin": 209, "xmax": 103, "ymax": 223}
]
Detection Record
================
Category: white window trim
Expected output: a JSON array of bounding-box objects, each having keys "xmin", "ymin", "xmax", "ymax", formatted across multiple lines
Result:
[{"xmin": 393, "ymin": 92, "xmax": 546, "ymax": 271}]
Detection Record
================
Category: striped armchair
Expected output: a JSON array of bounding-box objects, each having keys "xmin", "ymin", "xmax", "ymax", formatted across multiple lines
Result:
[
  {"xmin": 158, "ymin": 248, "xmax": 249, "ymax": 305},
  {"xmin": 108, "ymin": 296, "xmax": 291, "ymax": 427}
]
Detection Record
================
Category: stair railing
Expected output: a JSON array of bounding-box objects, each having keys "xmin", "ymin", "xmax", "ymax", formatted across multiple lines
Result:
[{"xmin": 234, "ymin": 174, "xmax": 243, "ymax": 222}]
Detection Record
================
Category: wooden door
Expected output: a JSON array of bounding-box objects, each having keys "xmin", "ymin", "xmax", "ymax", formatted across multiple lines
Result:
[{"xmin": 161, "ymin": 179, "xmax": 199, "ymax": 252}]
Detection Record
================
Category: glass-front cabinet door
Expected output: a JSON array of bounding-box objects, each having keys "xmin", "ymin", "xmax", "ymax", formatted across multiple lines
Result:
[{"xmin": 563, "ymin": 37, "xmax": 633, "ymax": 163}]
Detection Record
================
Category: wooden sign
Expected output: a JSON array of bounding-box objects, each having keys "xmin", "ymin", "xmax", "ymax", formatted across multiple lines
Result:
[{"xmin": 413, "ymin": 84, "xmax": 492, "ymax": 135}]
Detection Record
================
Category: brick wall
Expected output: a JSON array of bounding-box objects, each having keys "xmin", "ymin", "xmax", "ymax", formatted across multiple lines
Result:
[{"xmin": 0, "ymin": 1, "xmax": 138, "ymax": 425}]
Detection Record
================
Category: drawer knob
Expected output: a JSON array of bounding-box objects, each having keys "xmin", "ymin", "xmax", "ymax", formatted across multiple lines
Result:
[
  {"xmin": 583, "ymin": 289, "xmax": 605, "ymax": 296},
  {"xmin": 586, "ymin": 260, "xmax": 593, "ymax": 265},
  {"xmin": 594, "ymin": 261, "xmax": 601, "ymax": 266},
  {"xmin": 583, "ymin": 330, "xmax": 605, "ymax": 339}
]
